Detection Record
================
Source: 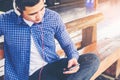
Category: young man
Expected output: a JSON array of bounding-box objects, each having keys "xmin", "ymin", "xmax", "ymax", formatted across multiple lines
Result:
[{"xmin": 0, "ymin": 0, "xmax": 100, "ymax": 80}]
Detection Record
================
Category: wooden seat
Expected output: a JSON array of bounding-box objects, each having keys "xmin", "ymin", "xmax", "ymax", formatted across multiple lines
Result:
[
  {"xmin": 0, "ymin": 42, "xmax": 4, "ymax": 60},
  {"xmin": 56, "ymin": 12, "xmax": 120, "ymax": 79},
  {"xmin": 79, "ymin": 39, "xmax": 120, "ymax": 80}
]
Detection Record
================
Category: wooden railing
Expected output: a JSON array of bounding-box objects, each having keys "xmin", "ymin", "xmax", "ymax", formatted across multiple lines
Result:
[{"xmin": 57, "ymin": 12, "xmax": 104, "ymax": 56}]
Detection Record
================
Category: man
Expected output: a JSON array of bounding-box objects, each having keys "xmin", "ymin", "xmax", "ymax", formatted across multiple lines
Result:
[{"xmin": 0, "ymin": 0, "xmax": 100, "ymax": 80}]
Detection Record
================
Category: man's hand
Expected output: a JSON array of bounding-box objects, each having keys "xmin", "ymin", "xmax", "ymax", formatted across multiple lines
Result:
[{"xmin": 63, "ymin": 58, "xmax": 80, "ymax": 74}]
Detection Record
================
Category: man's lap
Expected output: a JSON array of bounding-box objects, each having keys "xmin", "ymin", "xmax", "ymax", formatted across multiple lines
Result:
[{"xmin": 29, "ymin": 53, "xmax": 100, "ymax": 80}]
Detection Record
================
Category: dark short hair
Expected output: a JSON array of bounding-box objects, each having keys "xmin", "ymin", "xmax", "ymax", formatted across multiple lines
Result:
[{"xmin": 15, "ymin": 0, "xmax": 40, "ymax": 11}]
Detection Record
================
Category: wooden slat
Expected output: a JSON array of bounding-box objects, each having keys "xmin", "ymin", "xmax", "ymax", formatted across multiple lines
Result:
[
  {"xmin": 57, "ymin": 12, "xmax": 104, "ymax": 56},
  {"xmin": 116, "ymin": 58, "xmax": 120, "ymax": 78},
  {"xmin": 65, "ymin": 12, "xmax": 104, "ymax": 33},
  {"xmin": 57, "ymin": 41, "xmax": 82, "ymax": 57},
  {"xmin": 0, "ymin": 41, "xmax": 4, "ymax": 60},
  {"xmin": 66, "ymin": 12, "xmax": 103, "ymax": 47},
  {"xmin": 91, "ymin": 48, "xmax": 120, "ymax": 80},
  {"xmin": 78, "ymin": 39, "xmax": 120, "ymax": 80},
  {"xmin": 0, "ymin": 50, "xmax": 4, "ymax": 60},
  {"xmin": 81, "ymin": 24, "xmax": 97, "ymax": 47}
]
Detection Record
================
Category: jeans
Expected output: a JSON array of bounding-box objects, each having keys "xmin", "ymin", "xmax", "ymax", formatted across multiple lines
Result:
[{"xmin": 29, "ymin": 53, "xmax": 100, "ymax": 80}]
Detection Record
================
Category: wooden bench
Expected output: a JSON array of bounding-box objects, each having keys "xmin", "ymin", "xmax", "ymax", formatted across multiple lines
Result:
[
  {"xmin": 56, "ymin": 12, "xmax": 120, "ymax": 80},
  {"xmin": 56, "ymin": 12, "xmax": 103, "ymax": 56},
  {"xmin": 0, "ymin": 42, "xmax": 4, "ymax": 59},
  {"xmin": 87, "ymin": 39, "xmax": 120, "ymax": 80},
  {"xmin": 56, "ymin": 12, "xmax": 104, "ymax": 56}
]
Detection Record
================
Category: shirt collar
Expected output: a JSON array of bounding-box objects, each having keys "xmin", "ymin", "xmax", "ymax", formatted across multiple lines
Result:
[{"xmin": 23, "ymin": 18, "xmax": 34, "ymax": 27}]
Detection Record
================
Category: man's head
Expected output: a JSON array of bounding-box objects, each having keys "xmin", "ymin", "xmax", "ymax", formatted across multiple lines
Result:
[{"xmin": 15, "ymin": 0, "xmax": 45, "ymax": 23}]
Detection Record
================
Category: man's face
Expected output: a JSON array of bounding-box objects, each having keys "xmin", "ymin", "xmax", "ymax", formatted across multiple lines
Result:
[{"xmin": 22, "ymin": 0, "xmax": 45, "ymax": 23}]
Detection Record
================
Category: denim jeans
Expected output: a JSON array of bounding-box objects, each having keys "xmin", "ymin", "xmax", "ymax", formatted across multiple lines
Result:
[{"xmin": 29, "ymin": 53, "xmax": 100, "ymax": 80}]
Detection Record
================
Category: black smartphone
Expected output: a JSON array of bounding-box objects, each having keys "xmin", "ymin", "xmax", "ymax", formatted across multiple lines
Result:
[{"xmin": 64, "ymin": 64, "xmax": 80, "ymax": 72}]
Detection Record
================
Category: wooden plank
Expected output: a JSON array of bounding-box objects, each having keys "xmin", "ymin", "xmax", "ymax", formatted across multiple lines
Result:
[
  {"xmin": 94, "ymin": 0, "xmax": 98, "ymax": 9},
  {"xmin": 66, "ymin": 12, "xmax": 103, "ymax": 47},
  {"xmin": 90, "ymin": 48, "xmax": 120, "ymax": 80},
  {"xmin": 57, "ymin": 41, "xmax": 82, "ymax": 57},
  {"xmin": 0, "ymin": 50, "xmax": 4, "ymax": 60},
  {"xmin": 116, "ymin": 58, "xmax": 120, "ymax": 78},
  {"xmin": 65, "ymin": 12, "xmax": 104, "ymax": 33},
  {"xmin": 57, "ymin": 12, "xmax": 104, "ymax": 56},
  {"xmin": 0, "ymin": 42, "xmax": 4, "ymax": 60},
  {"xmin": 81, "ymin": 24, "xmax": 97, "ymax": 47},
  {"xmin": 78, "ymin": 39, "xmax": 120, "ymax": 80}
]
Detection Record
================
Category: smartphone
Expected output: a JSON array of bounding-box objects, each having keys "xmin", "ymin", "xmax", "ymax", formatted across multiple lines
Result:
[{"xmin": 64, "ymin": 64, "xmax": 80, "ymax": 72}]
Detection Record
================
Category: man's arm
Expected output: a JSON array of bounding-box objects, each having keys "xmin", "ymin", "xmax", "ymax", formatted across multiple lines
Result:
[
  {"xmin": 54, "ymin": 13, "xmax": 79, "ymax": 60},
  {"xmin": 54, "ymin": 13, "xmax": 80, "ymax": 74}
]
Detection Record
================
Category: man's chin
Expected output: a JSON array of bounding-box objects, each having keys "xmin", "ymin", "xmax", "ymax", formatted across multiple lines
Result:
[{"xmin": 34, "ymin": 20, "xmax": 42, "ymax": 24}]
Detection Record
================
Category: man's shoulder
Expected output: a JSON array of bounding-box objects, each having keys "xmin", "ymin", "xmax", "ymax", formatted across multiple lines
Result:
[
  {"xmin": 0, "ymin": 9, "xmax": 17, "ymax": 25},
  {"xmin": 0, "ymin": 9, "xmax": 18, "ymax": 23},
  {"xmin": 0, "ymin": 10, "xmax": 15, "ymax": 18}
]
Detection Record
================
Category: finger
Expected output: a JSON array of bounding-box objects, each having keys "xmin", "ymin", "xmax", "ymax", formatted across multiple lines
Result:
[
  {"xmin": 63, "ymin": 66, "xmax": 79, "ymax": 74},
  {"xmin": 67, "ymin": 62, "xmax": 73, "ymax": 68}
]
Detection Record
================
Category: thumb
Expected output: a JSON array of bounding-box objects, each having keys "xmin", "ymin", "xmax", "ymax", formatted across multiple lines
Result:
[{"xmin": 68, "ymin": 62, "xmax": 73, "ymax": 68}]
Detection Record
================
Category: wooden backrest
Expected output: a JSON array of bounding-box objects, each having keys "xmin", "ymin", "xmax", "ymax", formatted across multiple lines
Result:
[
  {"xmin": 57, "ymin": 12, "xmax": 104, "ymax": 56},
  {"xmin": 0, "ymin": 42, "xmax": 4, "ymax": 59}
]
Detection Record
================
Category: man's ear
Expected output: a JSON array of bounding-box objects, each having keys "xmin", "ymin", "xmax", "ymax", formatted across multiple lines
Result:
[{"xmin": 13, "ymin": 0, "xmax": 21, "ymax": 16}]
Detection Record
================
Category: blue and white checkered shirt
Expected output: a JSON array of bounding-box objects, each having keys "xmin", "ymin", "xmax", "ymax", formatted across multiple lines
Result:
[{"xmin": 0, "ymin": 8, "xmax": 79, "ymax": 80}]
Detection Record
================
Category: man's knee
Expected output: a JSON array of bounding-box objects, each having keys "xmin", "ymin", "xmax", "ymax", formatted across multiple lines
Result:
[{"xmin": 78, "ymin": 53, "xmax": 100, "ymax": 68}]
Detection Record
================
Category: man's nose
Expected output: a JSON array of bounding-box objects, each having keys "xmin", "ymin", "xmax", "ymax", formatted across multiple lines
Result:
[{"xmin": 36, "ymin": 11, "xmax": 42, "ymax": 19}]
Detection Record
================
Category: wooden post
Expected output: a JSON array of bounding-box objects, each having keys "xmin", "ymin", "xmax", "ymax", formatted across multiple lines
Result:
[
  {"xmin": 0, "ymin": 42, "xmax": 4, "ymax": 60},
  {"xmin": 116, "ymin": 58, "xmax": 120, "ymax": 78},
  {"xmin": 81, "ymin": 24, "xmax": 97, "ymax": 48},
  {"xmin": 94, "ymin": 0, "xmax": 98, "ymax": 9}
]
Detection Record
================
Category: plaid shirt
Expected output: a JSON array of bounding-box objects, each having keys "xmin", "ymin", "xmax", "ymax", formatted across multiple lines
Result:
[{"xmin": 0, "ymin": 8, "xmax": 79, "ymax": 80}]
